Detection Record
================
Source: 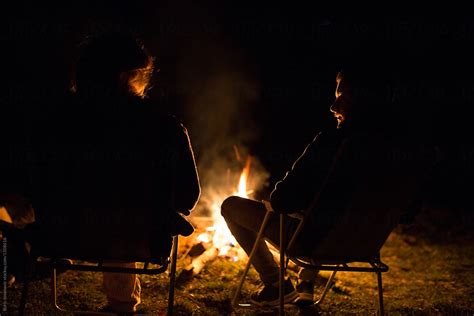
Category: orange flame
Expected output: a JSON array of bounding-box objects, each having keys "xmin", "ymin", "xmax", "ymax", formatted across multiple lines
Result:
[
  {"xmin": 236, "ymin": 156, "xmax": 252, "ymax": 198},
  {"xmin": 195, "ymin": 154, "xmax": 254, "ymax": 261}
]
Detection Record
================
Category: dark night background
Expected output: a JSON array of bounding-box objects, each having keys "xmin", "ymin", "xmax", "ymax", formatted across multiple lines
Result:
[{"xmin": 4, "ymin": 3, "xmax": 474, "ymax": 217}]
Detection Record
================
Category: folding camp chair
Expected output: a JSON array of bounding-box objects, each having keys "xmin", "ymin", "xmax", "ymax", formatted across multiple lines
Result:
[
  {"xmin": 232, "ymin": 134, "xmax": 433, "ymax": 315},
  {"xmin": 1, "ymin": 219, "xmax": 179, "ymax": 316},
  {"xmin": 47, "ymin": 235, "xmax": 179, "ymax": 315}
]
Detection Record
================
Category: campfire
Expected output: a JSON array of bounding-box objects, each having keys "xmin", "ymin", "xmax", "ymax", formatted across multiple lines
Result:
[
  {"xmin": 178, "ymin": 150, "xmax": 263, "ymax": 277},
  {"xmin": 197, "ymin": 156, "xmax": 251, "ymax": 257}
]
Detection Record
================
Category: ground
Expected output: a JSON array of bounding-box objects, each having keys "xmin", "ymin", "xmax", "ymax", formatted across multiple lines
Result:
[{"xmin": 6, "ymin": 207, "xmax": 474, "ymax": 315}]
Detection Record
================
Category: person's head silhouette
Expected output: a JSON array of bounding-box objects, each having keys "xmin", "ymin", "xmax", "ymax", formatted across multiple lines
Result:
[
  {"xmin": 329, "ymin": 58, "xmax": 397, "ymax": 130},
  {"xmin": 72, "ymin": 31, "xmax": 154, "ymax": 98}
]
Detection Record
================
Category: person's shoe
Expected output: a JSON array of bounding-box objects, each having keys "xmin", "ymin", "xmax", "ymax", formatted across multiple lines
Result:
[
  {"xmin": 250, "ymin": 278, "xmax": 298, "ymax": 306},
  {"xmin": 294, "ymin": 280, "xmax": 314, "ymax": 306}
]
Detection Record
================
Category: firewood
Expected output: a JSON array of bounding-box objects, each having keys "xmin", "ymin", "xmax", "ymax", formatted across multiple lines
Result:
[{"xmin": 185, "ymin": 247, "xmax": 219, "ymax": 275}]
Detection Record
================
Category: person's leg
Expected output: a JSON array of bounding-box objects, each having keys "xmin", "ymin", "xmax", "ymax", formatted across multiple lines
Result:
[
  {"xmin": 222, "ymin": 196, "xmax": 300, "ymax": 305},
  {"xmin": 298, "ymin": 268, "xmax": 319, "ymax": 283},
  {"xmin": 294, "ymin": 267, "xmax": 324, "ymax": 305},
  {"xmin": 102, "ymin": 262, "xmax": 141, "ymax": 313},
  {"xmin": 221, "ymin": 196, "xmax": 295, "ymax": 285}
]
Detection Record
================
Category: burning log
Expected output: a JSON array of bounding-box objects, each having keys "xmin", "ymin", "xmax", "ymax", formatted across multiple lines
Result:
[
  {"xmin": 176, "ymin": 240, "xmax": 219, "ymax": 288},
  {"xmin": 185, "ymin": 247, "xmax": 219, "ymax": 275},
  {"xmin": 176, "ymin": 153, "xmax": 268, "ymax": 286},
  {"xmin": 186, "ymin": 241, "xmax": 206, "ymax": 257},
  {"xmin": 178, "ymin": 227, "xmax": 220, "ymax": 276}
]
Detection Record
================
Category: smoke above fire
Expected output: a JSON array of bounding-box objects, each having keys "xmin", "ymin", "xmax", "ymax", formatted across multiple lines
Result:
[{"xmin": 176, "ymin": 37, "xmax": 269, "ymax": 219}]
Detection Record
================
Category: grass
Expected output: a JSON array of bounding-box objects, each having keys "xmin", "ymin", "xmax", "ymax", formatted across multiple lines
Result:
[{"xmin": 6, "ymin": 207, "xmax": 474, "ymax": 315}]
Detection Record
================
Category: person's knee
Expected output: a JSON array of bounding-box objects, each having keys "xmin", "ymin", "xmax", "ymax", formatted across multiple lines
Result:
[{"xmin": 221, "ymin": 196, "xmax": 239, "ymax": 219}]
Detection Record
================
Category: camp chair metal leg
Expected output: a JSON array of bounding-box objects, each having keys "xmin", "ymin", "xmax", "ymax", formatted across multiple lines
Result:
[
  {"xmin": 167, "ymin": 235, "xmax": 179, "ymax": 316},
  {"xmin": 231, "ymin": 207, "xmax": 273, "ymax": 306},
  {"xmin": 376, "ymin": 271, "xmax": 384, "ymax": 316},
  {"xmin": 279, "ymin": 214, "xmax": 285, "ymax": 316},
  {"xmin": 50, "ymin": 268, "xmax": 66, "ymax": 312},
  {"xmin": 51, "ymin": 268, "xmax": 57, "ymax": 309},
  {"xmin": 314, "ymin": 270, "xmax": 337, "ymax": 306}
]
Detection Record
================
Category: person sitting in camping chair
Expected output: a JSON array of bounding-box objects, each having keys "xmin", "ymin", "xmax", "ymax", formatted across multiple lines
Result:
[
  {"xmin": 221, "ymin": 62, "xmax": 419, "ymax": 306},
  {"xmin": 20, "ymin": 31, "xmax": 201, "ymax": 314}
]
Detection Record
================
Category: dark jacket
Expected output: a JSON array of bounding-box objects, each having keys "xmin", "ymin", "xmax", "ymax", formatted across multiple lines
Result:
[
  {"xmin": 269, "ymin": 126, "xmax": 350, "ymax": 250},
  {"xmin": 28, "ymin": 94, "xmax": 200, "ymax": 259},
  {"xmin": 270, "ymin": 128, "xmax": 347, "ymax": 214},
  {"xmin": 269, "ymin": 117, "xmax": 431, "ymax": 253},
  {"xmin": 269, "ymin": 119, "xmax": 389, "ymax": 251}
]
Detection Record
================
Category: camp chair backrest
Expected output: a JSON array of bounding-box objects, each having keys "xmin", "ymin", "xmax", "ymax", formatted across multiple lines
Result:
[{"xmin": 306, "ymin": 133, "xmax": 434, "ymax": 263}]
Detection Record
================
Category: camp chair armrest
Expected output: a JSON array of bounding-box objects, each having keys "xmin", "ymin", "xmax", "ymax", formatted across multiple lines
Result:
[
  {"xmin": 287, "ymin": 212, "xmax": 304, "ymax": 220},
  {"xmin": 262, "ymin": 200, "xmax": 304, "ymax": 220},
  {"xmin": 262, "ymin": 200, "xmax": 274, "ymax": 213}
]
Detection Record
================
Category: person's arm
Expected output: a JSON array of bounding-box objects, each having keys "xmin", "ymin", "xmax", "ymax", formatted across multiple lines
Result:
[
  {"xmin": 399, "ymin": 145, "xmax": 441, "ymax": 225},
  {"xmin": 173, "ymin": 123, "xmax": 201, "ymax": 216},
  {"xmin": 270, "ymin": 131, "xmax": 341, "ymax": 214}
]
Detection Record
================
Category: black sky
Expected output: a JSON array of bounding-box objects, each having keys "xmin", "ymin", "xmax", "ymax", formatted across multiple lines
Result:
[{"xmin": 5, "ymin": 3, "xmax": 474, "ymax": 212}]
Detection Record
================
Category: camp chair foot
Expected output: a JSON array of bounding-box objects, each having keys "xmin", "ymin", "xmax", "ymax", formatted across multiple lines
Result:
[
  {"xmin": 314, "ymin": 270, "xmax": 337, "ymax": 306},
  {"xmin": 167, "ymin": 235, "xmax": 178, "ymax": 316},
  {"xmin": 51, "ymin": 268, "xmax": 68, "ymax": 312},
  {"xmin": 377, "ymin": 271, "xmax": 384, "ymax": 316}
]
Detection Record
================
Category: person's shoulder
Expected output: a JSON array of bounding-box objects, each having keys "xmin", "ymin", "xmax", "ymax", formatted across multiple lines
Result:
[
  {"xmin": 160, "ymin": 114, "xmax": 186, "ymax": 134},
  {"xmin": 138, "ymin": 98, "xmax": 187, "ymax": 131},
  {"xmin": 311, "ymin": 128, "xmax": 343, "ymax": 144}
]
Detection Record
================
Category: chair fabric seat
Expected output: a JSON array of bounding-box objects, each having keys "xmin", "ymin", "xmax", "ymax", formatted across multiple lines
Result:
[{"xmin": 25, "ymin": 220, "xmax": 172, "ymax": 262}]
